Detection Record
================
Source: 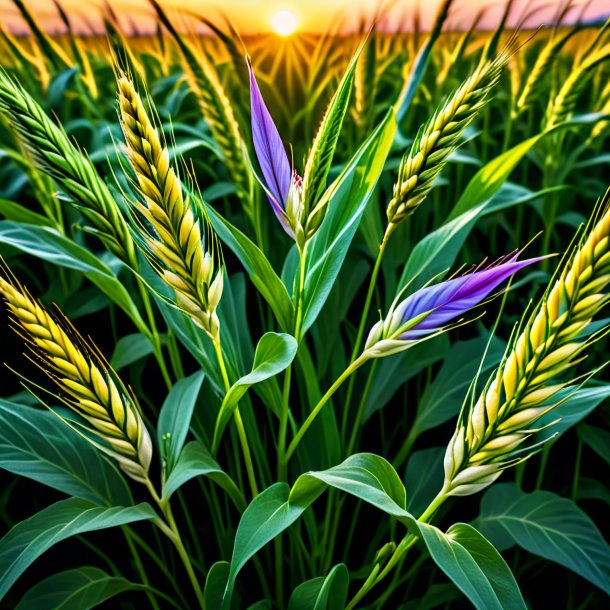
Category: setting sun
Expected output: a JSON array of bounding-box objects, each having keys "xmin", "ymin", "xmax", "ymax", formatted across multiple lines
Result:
[{"xmin": 270, "ymin": 9, "xmax": 298, "ymax": 36}]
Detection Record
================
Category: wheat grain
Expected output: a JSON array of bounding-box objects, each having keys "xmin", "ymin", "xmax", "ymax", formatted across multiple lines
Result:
[
  {"xmin": 118, "ymin": 76, "xmax": 223, "ymax": 339},
  {"xmin": 387, "ymin": 46, "xmax": 512, "ymax": 227},
  {"xmin": 443, "ymin": 195, "xmax": 610, "ymax": 496},
  {"xmin": 0, "ymin": 273, "xmax": 153, "ymax": 484}
]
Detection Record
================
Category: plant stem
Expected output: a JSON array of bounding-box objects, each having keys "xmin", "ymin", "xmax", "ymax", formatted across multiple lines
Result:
[
  {"xmin": 213, "ymin": 335, "xmax": 259, "ymax": 497},
  {"xmin": 137, "ymin": 281, "xmax": 173, "ymax": 390},
  {"xmin": 278, "ymin": 245, "xmax": 308, "ymax": 478},
  {"xmin": 144, "ymin": 478, "xmax": 205, "ymax": 609},
  {"xmin": 345, "ymin": 487, "xmax": 448, "ymax": 609},
  {"xmin": 342, "ymin": 225, "xmax": 392, "ymax": 440},
  {"xmin": 283, "ymin": 355, "xmax": 368, "ymax": 466}
]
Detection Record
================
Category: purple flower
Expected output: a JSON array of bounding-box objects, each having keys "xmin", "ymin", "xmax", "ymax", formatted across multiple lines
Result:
[
  {"xmin": 364, "ymin": 254, "xmax": 544, "ymax": 356},
  {"xmin": 248, "ymin": 57, "xmax": 303, "ymax": 240}
]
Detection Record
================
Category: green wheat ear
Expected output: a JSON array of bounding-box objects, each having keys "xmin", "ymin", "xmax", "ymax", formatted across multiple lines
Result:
[
  {"xmin": 117, "ymin": 75, "xmax": 223, "ymax": 341},
  {"xmin": 386, "ymin": 42, "xmax": 514, "ymax": 229},
  {"xmin": 443, "ymin": 191, "xmax": 610, "ymax": 496},
  {"xmin": 0, "ymin": 69, "xmax": 137, "ymax": 267},
  {"xmin": 0, "ymin": 272, "xmax": 153, "ymax": 484}
]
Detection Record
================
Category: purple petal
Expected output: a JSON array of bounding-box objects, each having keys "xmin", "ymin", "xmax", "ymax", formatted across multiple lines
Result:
[
  {"xmin": 247, "ymin": 57, "xmax": 291, "ymax": 210},
  {"xmin": 399, "ymin": 255, "xmax": 544, "ymax": 339}
]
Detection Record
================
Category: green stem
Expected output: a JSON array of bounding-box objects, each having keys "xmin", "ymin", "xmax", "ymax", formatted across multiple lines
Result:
[
  {"xmin": 137, "ymin": 282, "xmax": 173, "ymax": 390},
  {"xmin": 346, "ymin": 359, "xmax": 377, "ymax": 455},
  {"xmin": 145, "ymin": 479, "xmax": 205, "ymax": 609},
  {"xmin": 213, "ymin": 335, "xmax": 259, "ymax": 497},
  {"xmin": 278, "ymin": 244, "xmax": 308, "ymax": 480},
  {"xmin": 345, "ymin": 487, "xmax": 448, "ymax": 609},
  {"xmin": 283, "ymin": 355, "xmax": 368, "ymax": 466},
  {"xmin": 123, "ymin": 527, "xmax": 161, "ymax": 610},
  {"xmin": 342, "ymin": 225, "xmax": 392, "ymax": 441}
]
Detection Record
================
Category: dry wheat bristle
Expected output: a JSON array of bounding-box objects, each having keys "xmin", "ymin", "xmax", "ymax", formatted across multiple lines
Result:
[
  {"xmin": 118, "ymin": 76, "xmax": 223, "ymax": 339},
  {"xmin": 443, "ymin": 196, "xmax": 610, "ymax": 496},
  {"xmin": 0, "ymin": 70, "xmax": 137, "ymax": 267},
  {"xmin": 0, "ymin": 274, "xmax": 153, "ymax": 484},
  {"xmin": 386, "ymin": 47, "xmax": 511, "ymax": 227}
]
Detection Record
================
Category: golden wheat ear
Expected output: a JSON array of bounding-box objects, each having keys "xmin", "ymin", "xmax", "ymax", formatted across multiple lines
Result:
[
  {"xmin": 116, "ymin": 74, "xmax": 224, "ymax": 341},
  {"xmin": 443, "ymin": 189, "xmax": 610, "ymax": 496},
  {"xmin": 0, "ymin": 269, "xmax": 153, "ymax": 484}
]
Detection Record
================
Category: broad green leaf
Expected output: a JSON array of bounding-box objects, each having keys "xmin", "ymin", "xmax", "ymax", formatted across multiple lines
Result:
[
  {"xmin": 288, "ymin": 577, "xmax": 325, "ymax": 610},
  {"xmin": 301, "ymin": 108, "xmax": 396, "ymax": 334},
  {"xmin": 313, "ymin": 564, "xmax": 349, "ymax": 610},
  {"xmin": 405, "ymin": 447, "xmax": 445, "ymax": 517},
  {"xmin": 162, "ymin": 441, "xmax": 244, "ymax": 510},
  {"xmin": 413, "ymin": 336, "xmax": 505, "ymax": 434},
  {"xmin": 0, "ymin": 401, "xmax": 131, "ymax": 506},
  {"xmin": 363, "ymin": 334, "xmax": 450, "ymax": 419},
  {"xmin": 418, "ymin": 522, "xmax": 526, "ymax": 610},
  {"xmin": 478, "ymin": 483, "xmax": 610, "ymax": 594},
  {"xmin": 578, "ymin": 423, "xmax": 610, "ymax": 467},
  {"xmin": 536, "ymin": 383, "xmax": 610, "ymax": 441},
  {"xmin": 399, "ymin": 133, "xmax": 549, "ymax": 291},
  {"xmin": 0, "ymin": 198, "xmax": 54, "ymax": 227},
  {"xmin": 0, "ymin": 221, "xmax": 148, "ymax": 335},
  {"xmin": 204, "ymin": 562, "xmax": 231, "ymax": 610},
  {"xmin": 223, "ymin": 454, "xmax": 415, "ymax": 608},
  {"xmin": 110, "ymin": 333, "xmax": 156, "ymax": 370},
  {"xmin": 0, "ymin": 498, "xmax": 156, "ymax": 600},
  {"xmin": 15, "ymin": 567, "xmax": 140, "ymax": 610},
  {"xmin": 157, "ymin": 371, "xmax": 205, "ymax": 473},
  {"xmin": 206, "ymin": 206, "xmax": 294, "ymax": 332},
  {"xmin": 448, "ymin": 134, "xmax": 546, "ymax": 219},
  {"xmin": 212, "ymin": 333, "xmax": 297, "ymax": 450}
]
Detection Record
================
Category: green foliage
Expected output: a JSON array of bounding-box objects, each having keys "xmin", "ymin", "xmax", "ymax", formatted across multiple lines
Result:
[{"xmin": 0, "ymin": 4, "xmax": 609, "ymax": 610}]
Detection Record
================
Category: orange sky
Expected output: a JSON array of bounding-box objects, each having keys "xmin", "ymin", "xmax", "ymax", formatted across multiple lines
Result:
[{"xmin": 1, "ymin": 0, "xmax": 608, "ymax": 34}]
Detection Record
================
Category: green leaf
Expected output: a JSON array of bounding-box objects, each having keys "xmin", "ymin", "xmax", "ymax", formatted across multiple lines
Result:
[
  {"xmin": 405, "ymin": 447, "xmax": 445, "ymax": 517},
  {"xmin": 0, "ymin": 221, "xmax": 148, "ymax": 335},
  {"xmin": 0, "ymin": 498, "xmax": 156, "ymax": 601},
  {"xmin": 313, "ymin": 564, "xmax": 349, "ymax": 610},
  {"xmin": 302, "ymin": 35, "xmax": 366, "ymax": 213},
  {"xmin": 204, "ymin": 562, "xmax": 230, "ymax": 610},
  {"xmin": 0, "ymin": 400, "xmax": 131, "ymax": 506},
  {"xmin": 301, "ymin": 108, "xmax": 396, "ymax": 334},
  {"xmin": 536, "ymin": 384, "xmax": 610, "ymax": 441},
  {"xmin": 157, "ymin": 372, "xmax": 205, "ymax": 473},
  {"xmin": 0, "ymin": 198, "xmax": 54, "ymax": 227},
  {"xmin": 578, "ymin": 423, "xmax": 610, "ymax": 467},
  {"xmin": 399, "ymin": 133, "xmax": 549, "ymax": 291},
  {"xmin": 206, "ymin": 207, "xmax": 294, "ymax": 332},
  {"xmin": 418, "ymin": 522, "xmax": 526, "ymax": 610},
  {"xmin": 212, "ymin": 333, "xmax": 297, "ymax": 451},
  {"xmin": 110, "ymin": 333, "xmax": 156, "ymax": 370},
  {"xmin": 223, "ymin": 454, "xmax": 414, "ymax": 608},
  {"xmin": 413, "ymin": 336, "xmax": 505, "ymax": 434},
  {"xmin": 478, "ymin": 483, "xmax": 610, "ymax": 594},
  {"xmin": 15, "ymin": 567, "xmax": 139, "ymax": 610},
  {"xmin": 162, "ymin": 441, "xmax": 244, "ymax": 510},
  {"xmin": 288, "ymin": 577, "xmax": 325, "ymax": 610}
]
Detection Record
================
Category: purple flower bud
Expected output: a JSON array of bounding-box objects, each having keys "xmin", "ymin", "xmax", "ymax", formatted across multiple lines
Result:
[
  {"xmin": 397, "ymin": 254, "xmax": 543, "ymax": 339},
  {"xmin": 247, "ymin": 56, "xmax": 295, "ymax": 238}
]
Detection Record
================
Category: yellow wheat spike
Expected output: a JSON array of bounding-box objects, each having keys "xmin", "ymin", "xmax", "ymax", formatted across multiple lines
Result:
[
  {"xmin": 444, "ymin": 194, "xmax": 610, "ymax": 496},
  {"xmin": 0, "ymin": 273, "xmax": 153, "ymax": 484},
  {"xmin": 118, "ymin": 76, "xmax": 223, "ymax": 339}
]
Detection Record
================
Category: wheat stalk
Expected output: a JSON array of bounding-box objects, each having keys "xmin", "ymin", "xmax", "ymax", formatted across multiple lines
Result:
[
  {"xmin": 118, "ymin": 76, "xmax": 223, "ymax": 340},
  {"xmin": 150, "ymin": 0, "xmax": 252, "ymax": 213},
  {"xmin": 0, "ymin": 69, "xmax": 137, "ymax": 267},
  {"xmin": 443, "ymin": 194, "xmax": 610, "ymax": 496},
  {"xmin": 0, "ymin": 273, "xmax": 153, "ymax": 484},
  {"xmin": 545, "ymin": 43, "xmax": 610, "ymax": 130},
  {"xmin": 387, "ymin": 45, "xmax": 512, "ymax": 227}
]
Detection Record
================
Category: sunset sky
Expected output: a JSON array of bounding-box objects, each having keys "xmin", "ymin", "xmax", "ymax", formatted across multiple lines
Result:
[{"xmin": 1, "ymin": 0, "xmax": 608, "ymax": 34}]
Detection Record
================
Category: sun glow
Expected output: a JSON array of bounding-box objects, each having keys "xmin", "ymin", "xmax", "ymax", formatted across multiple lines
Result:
[{"xmin": 270, "ymin": 9, "xmax": 298, "ymax": 36}]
